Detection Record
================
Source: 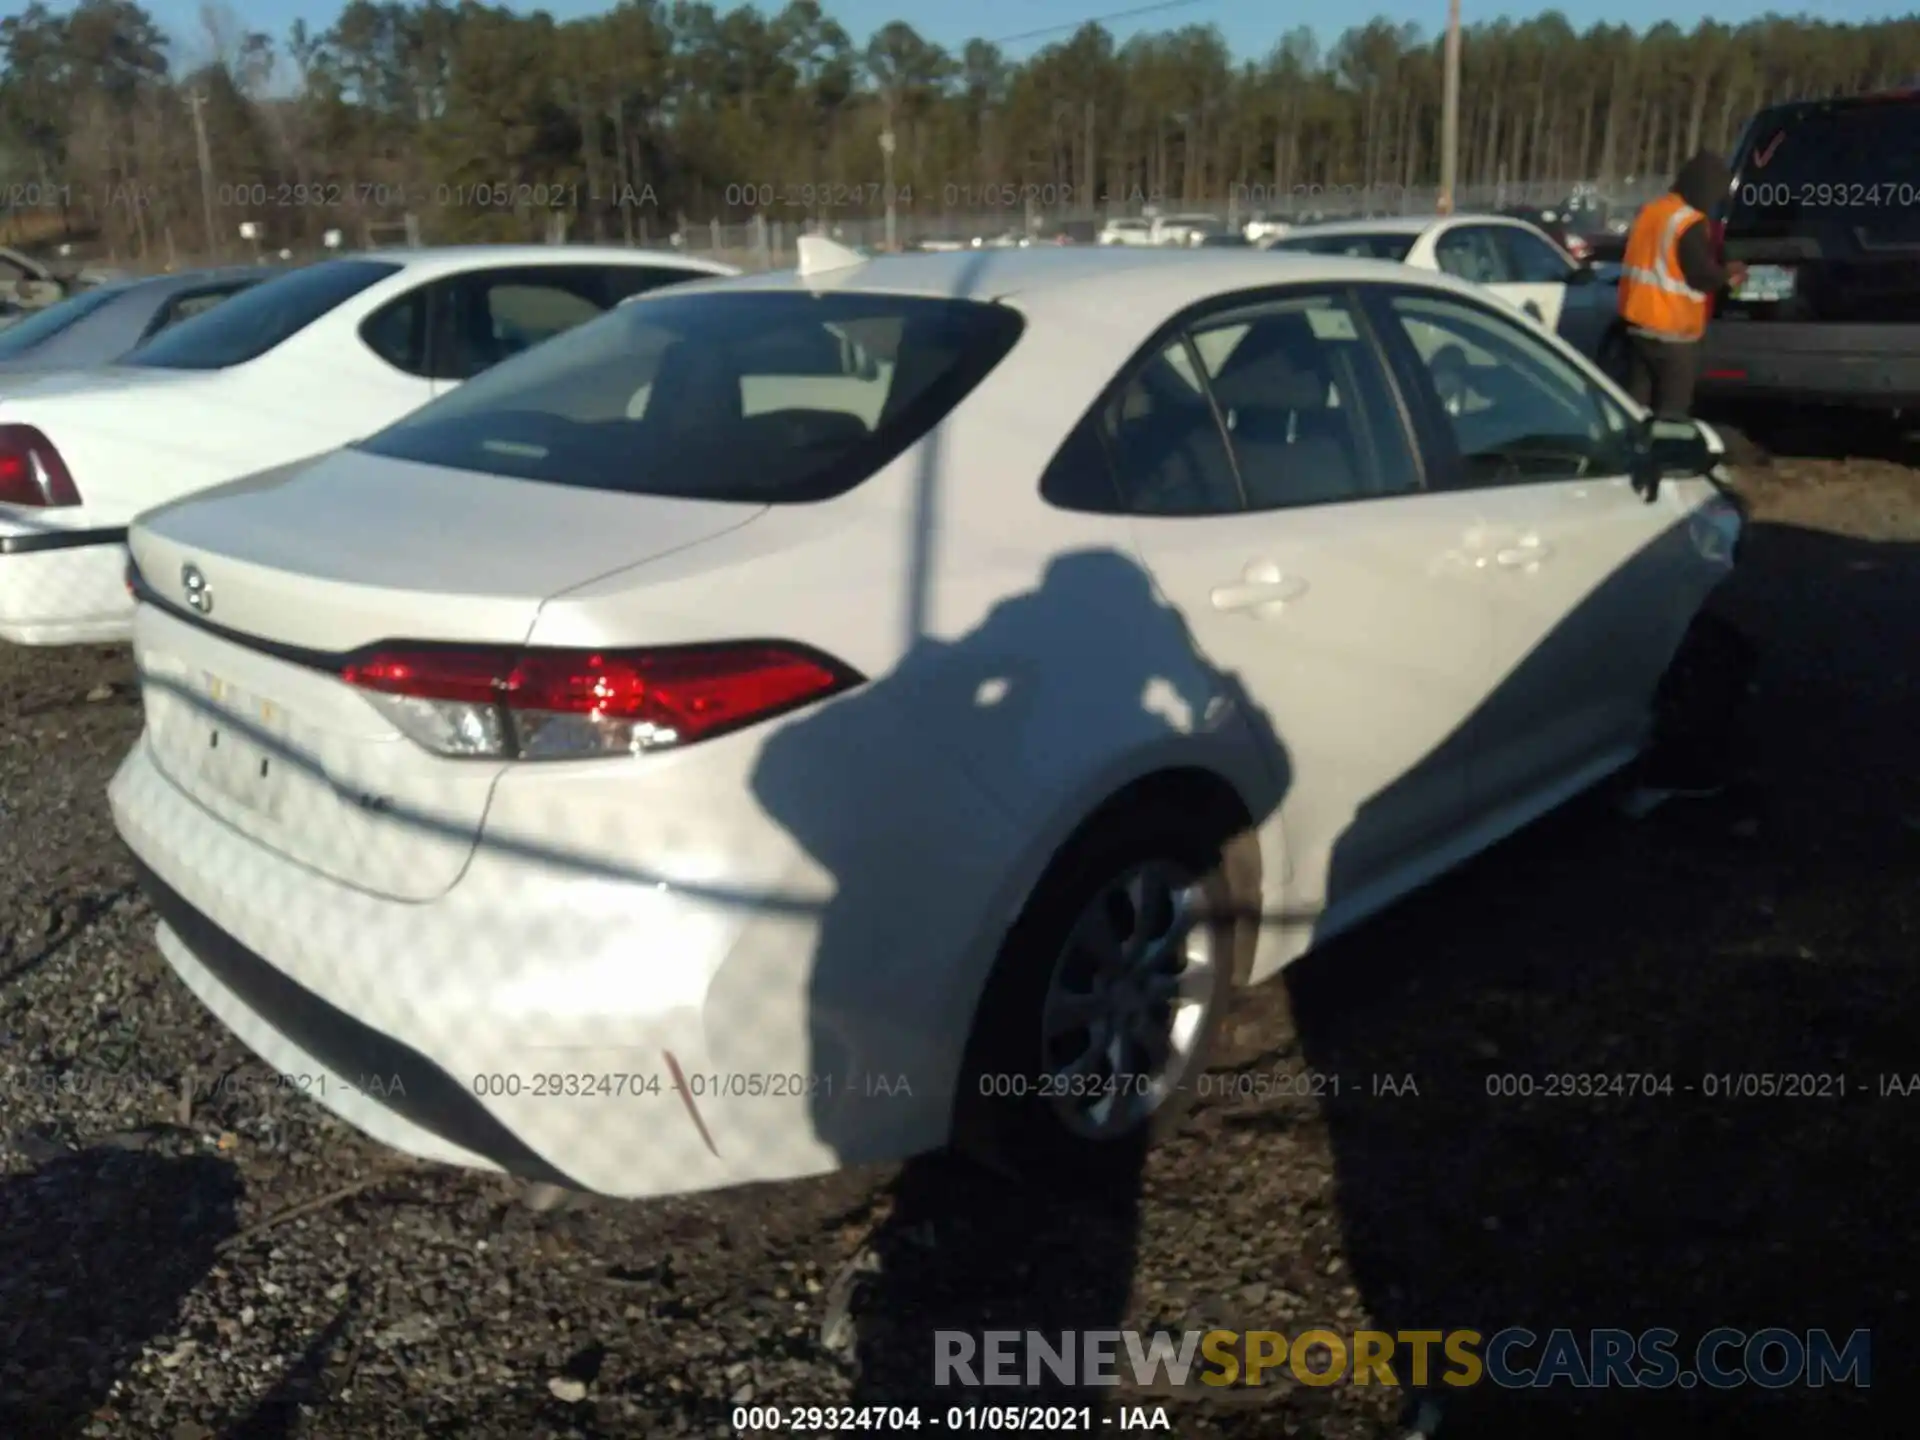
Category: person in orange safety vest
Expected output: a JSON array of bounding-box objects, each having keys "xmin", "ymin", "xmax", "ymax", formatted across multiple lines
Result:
[{"xmin": 1617, "ymin": 151, "xmax": 1749, "ymax": 419}]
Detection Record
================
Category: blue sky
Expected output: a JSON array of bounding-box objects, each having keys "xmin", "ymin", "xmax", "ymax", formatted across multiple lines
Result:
[{"xmin": 138, "ymin": 0, "xmax": 1908, "ymax": 66}]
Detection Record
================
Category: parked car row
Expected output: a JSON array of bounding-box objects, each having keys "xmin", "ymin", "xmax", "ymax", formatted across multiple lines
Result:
[
  {"xmin": 1264, "ymin": 211, "xmax": 1631, "ymax": 377},
  {"xmin": 3, "ymin": 235, "xmax": 1745, "ymax": 1205}
]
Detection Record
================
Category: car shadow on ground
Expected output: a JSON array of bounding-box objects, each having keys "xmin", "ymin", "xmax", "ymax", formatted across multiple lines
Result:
[
  {"xmin": 0, "ymin": 1146, "xmax": 240, "ymax": 1436},
  {"xmin": 1283, "ymin": 519, "xmax": 1917, "ymax": 1435}
]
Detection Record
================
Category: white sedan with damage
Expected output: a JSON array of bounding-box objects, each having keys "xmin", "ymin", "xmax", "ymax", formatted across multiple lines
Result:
[{"xmin": 111, "ymin": 240, "xmax": 1744, "ymax": 1203}]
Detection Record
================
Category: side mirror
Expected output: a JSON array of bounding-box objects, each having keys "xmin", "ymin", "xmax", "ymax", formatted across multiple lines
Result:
[{"xmin": 1637, "ymin": 416, "xmax": 1716, "ymax": 490}]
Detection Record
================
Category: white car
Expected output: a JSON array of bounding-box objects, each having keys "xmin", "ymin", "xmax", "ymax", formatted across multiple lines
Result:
[
  {"xmin": 1150, "ymin": 213, "xmax": 1221, "ymax": 247},
  {"xmin": 1097, "ymin": 218, "xmax": 1153, "ymax": 247},
  {"xmin": 1243, "ymin": 215, "xmax": 1291, "ymax": 245},
  {"xmin": 110, "ymin": 242, "xmax": 1743, "ymax": 1203},
  {"xmin": 1265, "ymin": 213, "xmax": 1624, "ymax": 373},
  {"xmin": 0, "ymin": 245, "xmax": 734, "ymax": 646}
]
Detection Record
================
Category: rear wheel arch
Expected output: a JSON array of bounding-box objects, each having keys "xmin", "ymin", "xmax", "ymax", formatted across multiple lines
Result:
[
  {"xmin": 979, "ymin": 763, "xmax": 1266, "ymax": 1018},
  {"xmin": 946, "ymin": 763, "xmax": 1267, "ymax": 1181}
]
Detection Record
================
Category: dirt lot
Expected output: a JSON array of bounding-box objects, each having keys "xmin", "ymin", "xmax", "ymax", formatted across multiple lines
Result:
[{"xmin": 2, "ymin": 438, "xmax": 1916, "ymax": 1439}]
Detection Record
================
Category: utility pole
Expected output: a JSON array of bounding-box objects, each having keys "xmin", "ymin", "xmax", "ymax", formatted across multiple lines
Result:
[
  {"xmin": 187, "ymin": 88, "xmax": 219, "ymax": 259},
  {"xmin": 879, "ymin": 101, "xmax": 898, "ymax": 252},
  {"xmin": 1438, "ymin": 0, "xmax": 1461, "ymax": 214}
]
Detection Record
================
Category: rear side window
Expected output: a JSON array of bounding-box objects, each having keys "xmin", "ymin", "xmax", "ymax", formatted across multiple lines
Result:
[
  {"xmin": 123, "ymin": 259, "xmax": 400, "ymax": 370},
  {"xmin": 1270, "ymin": 233, "xmax": 1415, "ymax": 262},
  {"xmin": 423, "ymin": 265, "xmax": 706, "ymax": 381},
  {"xmin": 143, "ymin": 281, "xmax": 259, "ymax": 339},
  {"xmin": 1731, "ymin": 103, "xmax": 1920, "ymax": 245},
  {"xmin": 354, "ymin": 291, "xmax": 1025, "ymax": 502},
  {"xmin": 0, "ymin": 283, "xmax": 128, "ymax": 359}
]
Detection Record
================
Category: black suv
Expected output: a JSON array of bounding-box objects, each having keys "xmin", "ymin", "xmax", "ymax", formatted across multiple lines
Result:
[{"xmin": 1700, "ymin": 90, "xmax": 1920, "ymax": 413}]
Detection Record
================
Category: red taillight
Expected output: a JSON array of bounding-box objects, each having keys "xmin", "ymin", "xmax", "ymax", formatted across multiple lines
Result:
[
  {"xmin": 340, "ymin": 642, "xmax": 859, "ymax": 759},
  {"xmin": 341, "ymin": 647, "xmax": 517, "ymax": 706},
  {"xmin": 0, "ymin": 424, "xmax": 80, "ymax": 508}
]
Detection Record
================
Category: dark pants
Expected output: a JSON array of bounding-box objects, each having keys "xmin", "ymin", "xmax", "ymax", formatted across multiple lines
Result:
[{"xmin": 1625, "ymin": 333, "xmax": 1702, "ymax": 419}]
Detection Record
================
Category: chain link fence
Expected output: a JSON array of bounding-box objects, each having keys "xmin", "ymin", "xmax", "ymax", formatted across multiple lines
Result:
[{"xmin": 78, "ymin": 177, "xmax": 1668, "ymax": 276}]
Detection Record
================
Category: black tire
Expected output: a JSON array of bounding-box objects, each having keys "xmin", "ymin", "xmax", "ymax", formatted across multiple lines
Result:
[{"xmin": 950, "ymin": 797, "xmax": 1249, "ymax": 1194}]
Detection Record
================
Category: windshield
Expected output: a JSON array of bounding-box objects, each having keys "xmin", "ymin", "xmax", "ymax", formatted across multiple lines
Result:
[
  {"xmin": 122, "ymin": 258, "xmax": 400, "ymax": 369},
  {"xmin": 1269, "ymin": 232, "xmax": 1416, "ymax": 262},
  {"xmin": 0, "ymin": 283, "xmax": 129, "ymax": 359},
  {"xmin": 1730, "ymin": 103, "xmax": 1920, "ymax": 245},
  {"xmin": 355, "ymin": 289, "xmax": 1025, "ymax": 503}
]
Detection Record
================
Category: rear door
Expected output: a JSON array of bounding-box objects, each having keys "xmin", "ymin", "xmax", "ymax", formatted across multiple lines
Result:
[{"xmin": 1722, "ymin": 99, "xmax": 1920, "ymax": 325}]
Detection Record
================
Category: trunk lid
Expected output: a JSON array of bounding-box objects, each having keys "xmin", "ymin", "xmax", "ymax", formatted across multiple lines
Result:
[{"xmin": 130, "ymin": 448, "xmax": 766, "ymax": 901}]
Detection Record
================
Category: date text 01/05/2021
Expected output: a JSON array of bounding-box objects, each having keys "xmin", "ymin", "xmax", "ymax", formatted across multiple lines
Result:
[
  {"xmin": 466, "ymin": 1071, "xmax": 916, "ymax": 1101},
  {"xmin": 731, "ymin": 1405, "xmax": 1173, "ymax": 1432}
]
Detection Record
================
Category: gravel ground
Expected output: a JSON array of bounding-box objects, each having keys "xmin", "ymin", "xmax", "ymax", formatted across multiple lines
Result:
[{"xmin": 2, "ymin": 438, "xmax": 1917, "ymax": 1439}]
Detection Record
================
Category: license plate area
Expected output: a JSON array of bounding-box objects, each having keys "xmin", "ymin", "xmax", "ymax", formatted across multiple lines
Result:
[
  {"xmin": 198, "ymin": 672, "xmax": 290, "ymax": 821},
  {"xmin": 1732, "ymin": 264, "xmax": 1796, "ymax": 302}
]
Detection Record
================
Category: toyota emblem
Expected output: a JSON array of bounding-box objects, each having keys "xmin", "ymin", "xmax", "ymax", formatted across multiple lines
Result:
[{"xmin": 181, "ymin": 562, "xmax": 212, "ymax": 615}]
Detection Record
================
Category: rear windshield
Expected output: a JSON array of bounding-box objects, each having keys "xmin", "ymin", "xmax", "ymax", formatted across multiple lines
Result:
[
  {"xmin": 354, "ymin": 289, "xmax": 1025, "ymax": 503},
  {"xmin": 1268, "ymin": 232, "xmax": 1415, "ymax": 261},
  {"xmin": 1730, "ymin": 102, "xmax": 1920, "ymax": 245},
  {"xmin": 0, "ymin": 282, "xmax": 129, "ymax": 359},
  {"xmin": 122, "ymin": 258, "xmax": 400, "ymax": 369}
]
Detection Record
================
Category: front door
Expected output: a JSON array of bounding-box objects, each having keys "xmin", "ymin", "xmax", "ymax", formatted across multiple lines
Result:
[
  {"xmin": 1433, "ymin": 223, "xmax": 1566, "ymax": 334},
  {"xmin": 1364, "ymin": 283, "xmax": 1696, "ymax": 820}
]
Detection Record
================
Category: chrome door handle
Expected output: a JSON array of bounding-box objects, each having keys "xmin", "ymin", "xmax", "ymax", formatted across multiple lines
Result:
[{"xmin": 1494, "ymin": 539, "xmax": 1554, "ymax": 568}]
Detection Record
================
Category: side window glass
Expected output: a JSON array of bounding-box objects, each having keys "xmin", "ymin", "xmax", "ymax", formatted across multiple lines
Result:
[
  {"xmin": 431, "ymin": 270, "xmax": 613, "ymax": 381},
  {"xmin": 1100, "ymin": 336, "xmax": 1241, "ymax": 516},
  {"xmin": 1383, "ymin": 291, "xmax": 1634, "ymax": 486},
  {"xmin": 146, "ymin": 286, "xmax": 245, "ymax": 338},
  {"xmin": 486, "ymin": 282, "xmax": 602, "ymax": 357},
  {"xmin": 1500, "ymin": 228, "xmax": 1573, "ymax": 284},
  {"xmin": 1193, "ymin": 293, "xmax": 1419, "ymax": 510},
  {"xmin": 1434, "ymin": 227, "xmax": 1510, "ymax": 284},
  {"xmin": 1039, "ymin": 416, "xmax": 1123, "ymax": 512},
  {"xmin": 603, "ymin": 264, "xmax": 710, "ymax": 303},
  {"xmin": 359, "ymin": 285, "xmax": 431, "ymax": 376}
]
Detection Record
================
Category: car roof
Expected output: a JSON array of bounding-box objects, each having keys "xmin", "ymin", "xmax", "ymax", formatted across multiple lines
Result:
[
  {"xmin": 643, "ymin": 245, "xmax": 1505, "ymax": 317},
  {"xmin": 339, "ymin": 245, "xmax": 735, "ymax": 279},
  {"xmin": 1274, "ymin": 211, "xmax": 1541, "ymax": 241}
]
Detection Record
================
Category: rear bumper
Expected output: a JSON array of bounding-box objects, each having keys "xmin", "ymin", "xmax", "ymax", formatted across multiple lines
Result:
[
  {"xmin": 1698, "ymin": 322, "xmax": 1920, "ymax": 408},
  {"xmin": 109, "ymin": 713, "xmax": 1003, "ymax": 1198},
  {"xmin": 0, "ymin": 524, "xmax": 132, "ymax": 645}
]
